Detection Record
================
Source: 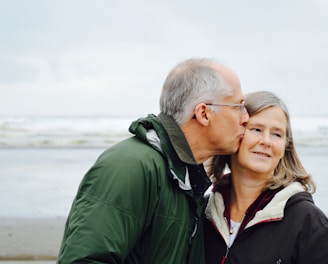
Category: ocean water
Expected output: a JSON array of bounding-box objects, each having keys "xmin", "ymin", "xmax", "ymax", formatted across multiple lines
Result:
[
  {"xmin": 0, "ymin": 115, "xmax": 328, "ymax": 218},
  {"xmin": 1, "ymin": 115, "xmax": 328, "ymax": 148},
  {"xmin": 0, "ymin": 115, "xmax": 133, "ymax": 148}
]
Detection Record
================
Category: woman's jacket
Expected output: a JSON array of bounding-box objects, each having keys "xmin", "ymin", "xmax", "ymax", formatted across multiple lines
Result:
[{"xmin": 204, "ymin": 182, "xmax": 328, "ymax": 264}]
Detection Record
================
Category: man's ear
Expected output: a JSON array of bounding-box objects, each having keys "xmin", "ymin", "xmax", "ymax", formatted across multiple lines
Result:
[{"xmin": 194, "ymin": 103, "xmax": 210, "ymax": 126}]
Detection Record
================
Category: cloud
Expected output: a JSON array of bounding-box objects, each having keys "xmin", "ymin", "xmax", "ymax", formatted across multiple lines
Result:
[{"xmin": 1, "ymin": 0, "xmax": 328, "ymax": 117}]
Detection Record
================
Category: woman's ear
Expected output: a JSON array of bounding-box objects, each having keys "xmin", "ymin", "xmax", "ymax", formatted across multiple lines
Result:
[{"xmin": 194, "ymin": 103, "xmax": 210, "ymax": 126}]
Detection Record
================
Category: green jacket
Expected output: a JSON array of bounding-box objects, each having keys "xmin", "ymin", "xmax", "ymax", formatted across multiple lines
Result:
[{"xmin": 57, "ymin": 113, "xmax": 211, "ymax": 263}]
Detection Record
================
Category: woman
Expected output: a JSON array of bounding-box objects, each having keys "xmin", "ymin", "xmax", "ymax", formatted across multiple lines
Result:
[{"xmin": 204, "ymin": 91, "xmax": 328, "ymax": 263}]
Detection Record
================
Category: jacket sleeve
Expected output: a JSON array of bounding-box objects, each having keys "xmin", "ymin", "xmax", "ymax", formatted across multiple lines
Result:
[
  {"xmin": 297, "ymin": 207, "xmax": 328, "ymax": 264},
  {"xmin": 57, "ymin": 149, "xmax": 161, "ymax": 263}
]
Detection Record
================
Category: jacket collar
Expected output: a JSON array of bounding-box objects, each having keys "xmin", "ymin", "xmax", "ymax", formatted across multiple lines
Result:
[
  {"xmin": 129, "ymin": 113, "xmax": 201, "ymax": 192},
  {"xmin": 247, "ymin": 182, "xmax": 306, "ymax": 228},
  {"xmin": 205, "ymin": 181, "xmax": 306, "ymax": 243},
  {"xmin": 157, "ymin": 112, "xmax": 197, "ymax": 165},
  {"xmin": 157, "ymin": 113, "xmax": 211, "ymax": 195}
]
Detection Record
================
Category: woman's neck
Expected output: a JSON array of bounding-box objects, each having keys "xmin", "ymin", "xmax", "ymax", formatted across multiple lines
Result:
[{"xmin": 230, "ymin": 171, "xmax": 267, "ymax": 222}]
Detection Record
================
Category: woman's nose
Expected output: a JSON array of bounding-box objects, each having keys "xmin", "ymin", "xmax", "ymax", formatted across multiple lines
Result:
[{"xmin": 260, "ymin": 132, "xmax": 272, "ymax": 147}]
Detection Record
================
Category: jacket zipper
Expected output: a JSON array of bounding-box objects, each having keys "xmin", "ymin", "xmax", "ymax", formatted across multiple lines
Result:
[
  {"xmin": 221, "ymin": 247, "xmax": 229, "ymax": 264},
  {"xmin": 219, "ymin": 217, "xmax": 230, "ymax": 264},
  {"xmin": 186, "ymin": 216, "xmax": 198, "ymax": 263},
  {"xmin": 188, "ymin": 216, "xmax": 198, "ymax": 245},
  {"xmin": 219, "ymin": 218, "xmax": 280, "ymax": 264}
]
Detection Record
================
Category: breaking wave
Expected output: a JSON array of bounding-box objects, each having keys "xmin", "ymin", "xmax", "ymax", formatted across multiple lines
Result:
[{"xmin": 1, "ymin": 115, "xmax": 328, "ymax": 148}]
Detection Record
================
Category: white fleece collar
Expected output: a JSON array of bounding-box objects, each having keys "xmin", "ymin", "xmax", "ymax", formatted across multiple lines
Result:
[
  {"xmin": 247, "ymin": 182, "xmax": 305, "ymax": 228},
  {"xmin": 205, "ymin": 182, "xmax": 305, "ymax": 244}
]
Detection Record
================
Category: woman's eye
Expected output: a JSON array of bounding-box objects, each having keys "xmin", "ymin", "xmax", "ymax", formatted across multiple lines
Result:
[
  {"xmin": 273, "ymin": 133, "xmax": 282, "ymax": 138},
  {"xmin": 251, "ymin": 127, "xmax": 261, "ymax": 132}
]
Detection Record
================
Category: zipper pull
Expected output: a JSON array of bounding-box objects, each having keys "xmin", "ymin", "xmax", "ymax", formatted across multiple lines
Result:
[
  {"xmin": 188, "ymin": 216, "xmax": 198, "ymax": 245},
  {"xmin": 221, "ymin": 247, "xmax": 229, "ymax": 264}
]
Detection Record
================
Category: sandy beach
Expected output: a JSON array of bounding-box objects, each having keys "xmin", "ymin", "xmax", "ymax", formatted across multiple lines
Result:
[
  {"xmin": 0, "ymin": 148, "xmax": 102, "ymax": 261},
  {"xmin": 0, "ymin": 217, "xmax": 65, "ymax": 261},
  {"xmin": 0, "ymin": 261, "xmax": 55, "ymax": 263},
  {"xmin": 0, "ymin": 262, "xmax": 54, "ymax": 264}
]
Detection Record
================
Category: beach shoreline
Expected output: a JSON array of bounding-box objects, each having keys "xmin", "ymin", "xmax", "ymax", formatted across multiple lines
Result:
[{"xmin": 0, "ymin": 217, "xmax": 65, "ymax": 261}]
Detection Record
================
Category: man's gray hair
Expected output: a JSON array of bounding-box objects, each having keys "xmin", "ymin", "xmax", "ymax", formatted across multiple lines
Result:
[{"xmin": 159, "ymin": 58, "xmax": 232, "ymax": 125}]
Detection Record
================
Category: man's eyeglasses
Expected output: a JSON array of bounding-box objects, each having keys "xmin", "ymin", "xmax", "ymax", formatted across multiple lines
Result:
[{"xmin": 205, "ymin": 101, "xmax": 245, "ymax": 113}]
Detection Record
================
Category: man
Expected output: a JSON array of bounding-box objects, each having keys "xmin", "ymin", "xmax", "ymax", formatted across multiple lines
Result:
[{"xmin": 57, "ymin": 58, "xmax": 249, "ymax": 263}]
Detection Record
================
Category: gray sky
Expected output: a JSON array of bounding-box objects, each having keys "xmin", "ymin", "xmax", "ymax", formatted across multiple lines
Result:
[{"xmin": 1, "ymin": 0, "xmax": 327, "ymax": 117}]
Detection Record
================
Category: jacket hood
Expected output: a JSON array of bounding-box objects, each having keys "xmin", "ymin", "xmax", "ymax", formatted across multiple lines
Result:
[
  {"xmin": 129, "ymin": 114, "xmax": 163, "ymax": 147},
  {"xmin": 247, "ymin": 182, "xmax": 308, "ymax": 227},
  {"xmin": 129, "ymin": 113, "xmax": 195, "ymax": 191},
  {"xmin": 284, "ymin": 188, "xmax": 314, "ymax": 209}
]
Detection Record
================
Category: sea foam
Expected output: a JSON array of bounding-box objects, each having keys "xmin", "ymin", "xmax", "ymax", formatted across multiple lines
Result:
[{"xmin": 1, "ymin": 115, "xmax": 327, "ymax": 148}]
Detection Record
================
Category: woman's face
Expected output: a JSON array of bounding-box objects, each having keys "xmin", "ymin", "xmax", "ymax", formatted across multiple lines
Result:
[{"xmin": 232, "ymin": 106, "xmax": 287, "ymax": 176}]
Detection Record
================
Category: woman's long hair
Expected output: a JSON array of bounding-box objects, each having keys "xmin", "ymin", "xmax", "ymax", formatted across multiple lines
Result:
[{"xmin": 209, "ymin": 91, "xmax": 316, "ymax": 193}]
